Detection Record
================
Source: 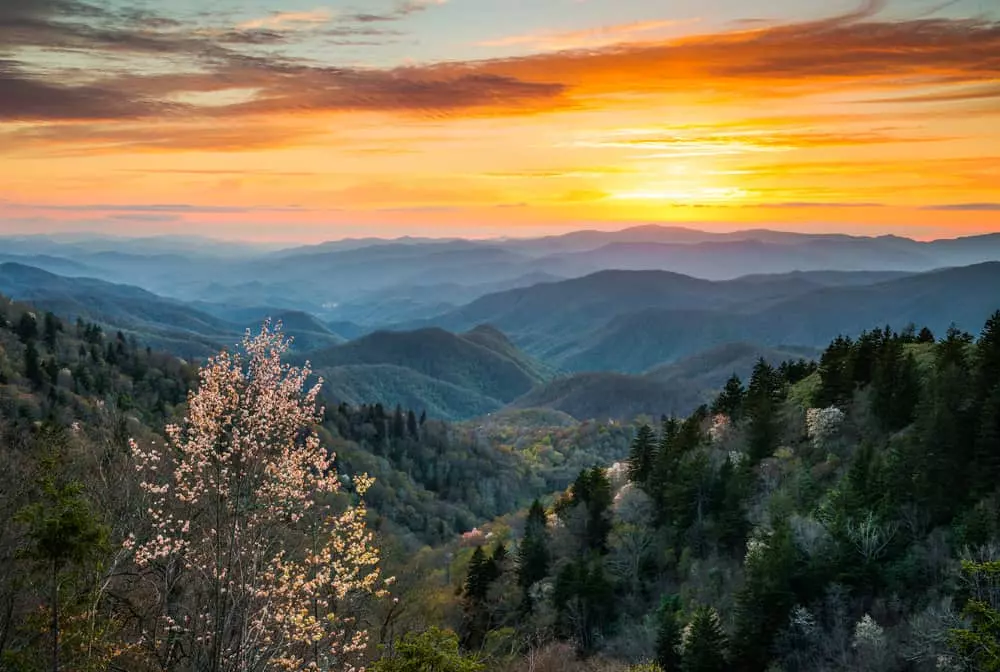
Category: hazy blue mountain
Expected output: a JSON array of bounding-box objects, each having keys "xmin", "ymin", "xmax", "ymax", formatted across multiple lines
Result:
[
  {"xmin": 0, "ymin": 262, "xmax": 236, "ymax": 357},
  {"xmin": 0, "ymin": 254, "xmax": 101, "ymax": 278},
  {"xmin": 509, "ymin": 372, "xmax": 695, "ymax": 421},
  {"xmin": 644, "ymin": 342, "xmax": 819, "ymax": 386},
  {"xmin": 511, "ymin": 342, "xmax": 817, "ymax": 420},
  {"xmin": 7, "ymin": 228, "xmax": 996, "ymax": 331},
  {"xmin": 297, "ymin": 325, "xmax": 552, "ymax": 420},
  {"xmin": 322, "ymin": 364, "xmax": 502, "ymax": 421},
  {"xmin": 320, "ymin": 271, "xmax": 564, "ymax": 326},
  {"xmin": 0, "ymin": 263, "xmax": 343, "ymax": 357},
  {"xmin": 418, "ymin": 263, "xmax": 1000, "ymax": 372},
  {"xmin": 0, "ymin": 233, "xmax": 271, "ymax": 258}
]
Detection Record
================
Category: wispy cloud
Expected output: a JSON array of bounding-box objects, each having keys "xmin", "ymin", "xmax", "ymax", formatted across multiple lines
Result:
[
  {"xmin": 237, "ymin": 9, "xmax": 335, "ymax": 31},
  {"xmin": 760, "ymin": 201, "xmax": 886, "ymax": 208},
  {"xmin": 921, "ymin": 203, "xmax": 1000, "ymax": 211},
  {"xmin": 348, "ymin": 0, "xmax": 447, "ymax": 23},
  {"xmin": 1, "ymin": 0, "xmax": 997, "ymax": 132},
  {"xmin": 476, "ymin": 19, "xmax": 692, "ymax": 51},
  {"xmin": 568, "ymin": 124, "xmax": 944, "ymax": 159},
  {"xmin": 0, "ymin": 200, "xmax": 310, "ymax": 214}
]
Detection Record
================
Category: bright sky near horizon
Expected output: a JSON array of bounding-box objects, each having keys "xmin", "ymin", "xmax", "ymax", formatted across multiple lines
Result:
[{"xmin": 1, "ymin": 0, "xmax": 998, "ymax": 242}]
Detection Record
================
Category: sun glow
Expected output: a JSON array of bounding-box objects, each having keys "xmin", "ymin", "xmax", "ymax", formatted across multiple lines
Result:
[{"xmin": 610, "ymin": 186, "xmax": 751, "ymax": 203}]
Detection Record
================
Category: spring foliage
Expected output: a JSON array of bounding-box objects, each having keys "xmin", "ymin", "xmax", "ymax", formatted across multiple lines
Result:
[{"xmin": 128, "ymin": 321, "xmax": 388, "ymax": 671}]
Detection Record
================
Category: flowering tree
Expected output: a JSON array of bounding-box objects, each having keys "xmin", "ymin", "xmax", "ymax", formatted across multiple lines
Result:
[
  {"xmin": 805, "ymin": 406, "xmax": 845, "ymax": 449},
  {"xmin": 128, "ymin": 321, "xmax": 387, "ymax": 672}
]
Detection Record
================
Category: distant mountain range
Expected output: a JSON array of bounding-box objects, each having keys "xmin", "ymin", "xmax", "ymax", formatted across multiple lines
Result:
[
  {"xmin": 1, "ymin": 227, "xmax": 999, "ymax": 421},
  {"xmin": 4, "ymin": 226, "xmax": 999, "ymax": 327},
  {"xmin": 0, "ymin": 263, "xmax": 343, "ymax": 357},
  {"xmin": 415, "ymin": 263, "xmax": 1000, "ymax": 372},
  {"xmin": 296, "ymin": 325, "xmax": 552, "ymax": 420}
]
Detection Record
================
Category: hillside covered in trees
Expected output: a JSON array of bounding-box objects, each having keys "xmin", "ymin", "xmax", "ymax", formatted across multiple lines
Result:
[
  {"xmin": 382, "ymin": 314, "xmax": 1000, "ymax": 672},
  {"xmin": 1, "ymin": 286, "xmax": 999, "ymax": 670}
]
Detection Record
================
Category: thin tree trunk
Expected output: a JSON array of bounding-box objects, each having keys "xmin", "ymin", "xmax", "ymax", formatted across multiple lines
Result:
[{"xmin": 51, "ymin": 560, "xmax": 59, "ymax": 672}]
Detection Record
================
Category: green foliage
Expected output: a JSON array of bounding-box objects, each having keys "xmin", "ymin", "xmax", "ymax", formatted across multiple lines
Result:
[
  {"xmin": 628, "ymin": 424, "xmax": 657, "ymax": 485},
  {"xmin": 14, "ymin": 447, "xmax": 110, "ymax": 672},
  {"xmin": 655, "ymin": 601, "xmax": 683, "ymax": 671},
  {"xmin": 373, "ymin": 628, "xmax": 485, "ymax": 672},
  {"xmin": 731, "ymin": 521, "xmax": 802, "ymax": 672},
  {"xmin": 553, "ymin": 559, "xmax": 616, "ymax": 653},
  {"xmin": 745, "ymin": 358, "xmax": 785, "ymax": 463},
  {"xmin": 949, "ymin": 560, "xmax": 1000, "ymax": 671},
  {"xmin": 566, "ymin": 467, "xmax": 614, "ymax": 554},
  {"xmin": 682, "ymin": 608, "xmax": 727, "ymax": 672},
  {"xmin": 711, "ymin": 373, "xmax": 745, "ymax": 419},
  {"xmin": 17, "ymin": 462, "xmax": 108, "ymax": 572},
  {"xmin": 517, "ymin": 500, "xmax": 550, "ymax": 607},
  {"xmin": 870, "ymin": 338, "xmax": 920, "ymax": 432}
]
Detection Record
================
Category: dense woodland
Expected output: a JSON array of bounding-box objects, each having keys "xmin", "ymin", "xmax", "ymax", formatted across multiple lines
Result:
[{"xmin": 1, "ymin": 290, "xmax": 999, "ymax": 670}]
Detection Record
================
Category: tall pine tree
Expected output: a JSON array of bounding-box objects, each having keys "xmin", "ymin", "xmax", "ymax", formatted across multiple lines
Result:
[
  {"xmin": 682, "ymin": 608, "xmax": 728, "ymax": 672},
  {"xmin": 628, "ymin": 424, "xmax": 658, "ymax": 485},
  {"xmin": 517, "ymin": 500, "xmax": 550, "ymax": 610}
]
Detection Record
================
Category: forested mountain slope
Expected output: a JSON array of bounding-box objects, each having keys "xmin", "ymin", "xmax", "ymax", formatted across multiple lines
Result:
[
  {"xmin": 390, "ymin": 313, "xmax": 1000, "ymax": 671},
  {"xmin": 421, "ymin": 263, "xmax": 1000, "ymax": 372},
  {"xmin": 301, "ymin": 325, "xmax": 554, "ymax": 420},
  {"xmin": 0, "ymin": 293, "xmax": 633, "ymax": 667}
]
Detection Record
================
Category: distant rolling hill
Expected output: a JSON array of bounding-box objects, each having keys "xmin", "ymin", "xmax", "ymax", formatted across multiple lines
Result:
[
  {"xmin": 417, "ymin": 263, "xmax": 1000, "ymax": 373},
  {"xmin": 0, "ymin": 262, "xmax": 236, "ymax": 357},
  {"xmin": 0, "ymin": 263, "xmax": 343, "ymax": 357},
  {"xmin": 298, "ymin": 325, "xmax": 552, "ymax": 420},
  {"xmin": 7, "ymin": 227, "xmax": 999, "ymax": 329},
  {"xmin": 322, "ymin": 364, "xmax": 501, "ymax": 421},
  {"xmin": 511, "ymin": 342, "xmax": 818, "ymax": 420}
]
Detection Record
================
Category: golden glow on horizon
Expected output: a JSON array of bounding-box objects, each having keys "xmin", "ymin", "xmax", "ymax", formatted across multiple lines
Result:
[{"xmin": 0, "ymin": 1, "xmax": 998, "ymax": 241}]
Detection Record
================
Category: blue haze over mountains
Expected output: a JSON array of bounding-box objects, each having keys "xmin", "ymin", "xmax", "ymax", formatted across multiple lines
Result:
[{"xmin": 2, "ymin": 225, "xmax": 999, "ymax": 420}]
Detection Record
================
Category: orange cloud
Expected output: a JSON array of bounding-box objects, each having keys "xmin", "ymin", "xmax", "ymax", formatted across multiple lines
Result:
[
  {"xmin": 2, "ymin": 1, "xmax": 999, "ymax": 239},
  {"xmin": 4, "ymin": 2, "xmax": 998, "ymax": 127}
]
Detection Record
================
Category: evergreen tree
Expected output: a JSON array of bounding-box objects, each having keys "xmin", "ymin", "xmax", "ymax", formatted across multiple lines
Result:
[
  {"xmin": 25, "ymin": 340, "xmax": 43, "ymax": 387},
  {"xmin": 655, "ymin": 602, "xmax": 683, "ymax": 671},
  {"xmin": 17, "ymin": 453, "xmax": 109, "ymax": 672},
  {"xmin": 628, "ymin": 424, "xmax": 658, "ymax": 485},
  {"xmin": 569, "ymin": 467, "xmax": 613, "ymax": 553},
  {"xmin": 650, "ymin": 418, "xmax": 683, "ymax": 523},
  {"xmin": 462, "ymin": 546, "xmax": 494, "ymax": 649},
  {"xmin": 908, "ymin": 328, "xmax": 977, "ymax": 519},
  {"xmin": 871, "ymin": 338, "xmax": 920, "ymax": 432},
  {"xmin": 517, "ymin": 500, "xmax": 550, "ymax": 603},
  {"xmin": 731, "ymin": 520, "xmax": 801, "ymax": 672},
  {"xmin": 464, "ymin": 546, "xmax": 491, "ymax": 601},
  {"xmin": 974, "ymin": 384, "xmax": 1000, "ymax": 497},
  {"xmin": 682, "ymin": 608, "xmax": 727, "ymax": 672},
  {"xmin": 816, "ymin": 335, "xmax": 854, "ymax": 406},
  {"xmin": 712, "ymin": 374, "xmax": 745, "ymax": 419},
  {"xmin": 745, "ymin": 358, "xmax": 783, "ymax": 463},
  {"xmin": 917, "ymin": 326, "xmax": 935, "ymax": 343},
  {"xmin": 392, "ymin": 405, "xmax": 405, "ymax": 440},
  {"xmin": 407, "ymin": 409, "xmax": 419, "ymax": 438},
  {"xmin": 851, "ymin": 328, "xmax": 887, "ymax": 388},
  {"xmin": 489, "ymin": 541, "xmax": 507, "ymax": 582},
  {"xmin": 17, "ymin": 311, "xmax": 38, "ymax": 343},
  {"xmin": 712, "ymin": 456, "xmax": 751, "ymax": 553},
  {"xmin": 43, "ymin": 312, "xmax": 60, "ymax": 350},
  {"xmin": 552, "ymin": 560, "xmax": 616, "ymax": 654}
]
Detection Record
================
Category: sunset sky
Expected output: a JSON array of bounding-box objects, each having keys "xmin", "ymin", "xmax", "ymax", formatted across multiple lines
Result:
[{"xmin": 1, "ymin": 0, "xmax": 999, "ymax": 242}]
